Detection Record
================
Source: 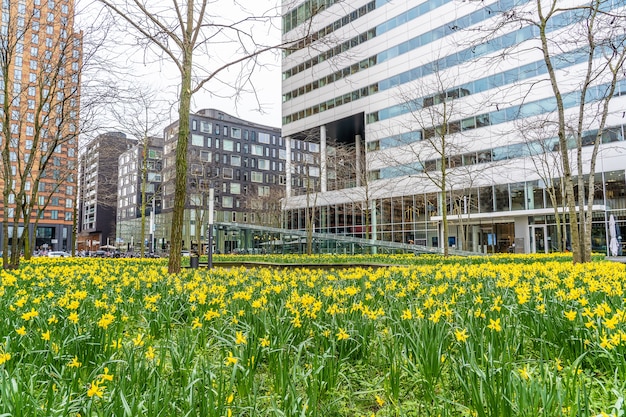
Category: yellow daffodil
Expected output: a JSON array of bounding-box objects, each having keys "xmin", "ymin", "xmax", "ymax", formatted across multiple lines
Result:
[
  {"xmin": 87, "ymin": 380, "xmax": 104, "ymax": 398},
  {"xmin": 455, "ymin": 328, "xmax": 469, "ymax": 343},
  {"xmin": 145, "ymin": 346, "xmax": 156, "ymax": 361},
  {"xmin": 68, "ymin": 356, "xmax": 81, "ymax": 368},
  {"xmin": 518, "ymin": 365, "xmax": 531, "ymax": 380},
  {"xmin": 225, "ymin": 351, "xmax": 238, "ymax": 366},
  {"xmin": 99, "ymin": 367, "xmax": 114, "ymax": 382},
  {"xmin": 68, "ymin": 312, "xmax": 79, "ymax": 324},
  {"xmin": 21, "ymin": 308, "xmax": 39, "ymax": 321},
  {"xmin": 564, "ymin": 310, "xmax": 577, "ymax": 321},
  {"xmin": 235, "ymin": 331, "xmax": 247, "ymax": 345},
  {"xmin": 336, "ymin": 328, "xmax": 350, "ymax": 341},
  {"xmin": 487, "ymin": 318, "xmax": 502, "ymax": 332}
]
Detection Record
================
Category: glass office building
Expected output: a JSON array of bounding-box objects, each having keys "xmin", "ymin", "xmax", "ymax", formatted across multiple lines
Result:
[{"xmin": 281, "ymin": 0, "xmax": 626, "ymax": 254}]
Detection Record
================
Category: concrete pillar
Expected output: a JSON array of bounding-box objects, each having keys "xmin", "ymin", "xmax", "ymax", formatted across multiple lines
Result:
[
  {"xmin": 285, "ymin": 136, "xmax": 292, "ymax": 197},
  {"xmin": 320, "ymin": 125, "xmax": 327, "ymax": 193},
  {"xmin": 371, "ymin": 199, "xmax": 378, "ymax": 254},
  {"xmin": 355, "ymin": 134, "xmax": 362, "ymax": 187},
  {"xmin": 472, "ymin": 225, "xmax": 479, "ymax": 253}
]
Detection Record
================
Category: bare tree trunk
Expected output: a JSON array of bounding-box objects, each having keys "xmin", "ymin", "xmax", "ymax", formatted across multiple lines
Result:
[
  {"xmin": 168, "ymin": 50, "xmax": 193, "ymax": 274},
  {"xmin": 140, "ymin": 140, "xmax": 148, "ymax": 258}
]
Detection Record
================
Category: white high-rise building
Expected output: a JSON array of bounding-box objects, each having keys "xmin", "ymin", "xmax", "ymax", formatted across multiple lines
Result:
[{"xmin": 281, "ymin": 0, "xmax": 626, "ymax": 254}]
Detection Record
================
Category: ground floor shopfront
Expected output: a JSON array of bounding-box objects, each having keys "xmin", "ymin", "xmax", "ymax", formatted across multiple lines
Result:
[
  {"xmin": 283, "ymin": 170, "xmax": 626, "ymax": 255},
  {"xmin": 441, "ymin": 210, "xmax": 623, "ymax": 255},
  {"xmin": 0, "ymin": 223, "xmax": 73, "ymax": 254}
]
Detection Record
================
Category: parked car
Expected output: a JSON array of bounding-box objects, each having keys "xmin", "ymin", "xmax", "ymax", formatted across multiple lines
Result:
[{"xmin": 48, "ymin": 251, "xmax": 71, "ymax": 258}]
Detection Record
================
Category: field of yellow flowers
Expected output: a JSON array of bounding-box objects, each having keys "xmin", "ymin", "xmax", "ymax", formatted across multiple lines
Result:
[{"xmin": 0, "ymin": 254, "xmax": 625, "ymax": 416}]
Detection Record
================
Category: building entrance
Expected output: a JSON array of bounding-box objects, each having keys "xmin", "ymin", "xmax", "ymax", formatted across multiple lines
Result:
[{"xmin": 530, "ymin": 225, "xmax": 548, "ymax": 254}]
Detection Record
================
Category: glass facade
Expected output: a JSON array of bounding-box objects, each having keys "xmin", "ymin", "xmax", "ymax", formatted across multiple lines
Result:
[{"xmin": 285, "ymin": 170, "xmax": 626, "ymax": 253}]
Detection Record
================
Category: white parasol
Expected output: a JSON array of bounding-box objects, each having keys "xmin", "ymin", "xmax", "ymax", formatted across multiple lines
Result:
[{"xmin": 609, "ymin": 214, "xmax": 619, "ymax": 257}]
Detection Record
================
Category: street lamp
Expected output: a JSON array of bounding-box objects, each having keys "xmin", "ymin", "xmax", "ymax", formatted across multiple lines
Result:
[{"xmin": 207, "ymin": 184, "xmax": 215, "ymax": 269}]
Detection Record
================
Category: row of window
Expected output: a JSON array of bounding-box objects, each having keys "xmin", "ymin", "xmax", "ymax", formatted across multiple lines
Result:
[
  {"xmin": 190, "ymin": 152, "xmax": 284, "ymax": 172},
  {"xmin": 189, "ymin": 134, "xmax": 285, "ymax": 156},
  {"xmin": 190, "ymin": 119, "xmax": 279, "ymax": 144},
  {"xmin": 282, "ymin": 1, "xmax": 595, "ymax": 125},
  {"xmin": 282, "ymin": 0, "xmax": 341, "ymax": 34},
  {"xmin": 6, "ymin": 193, "xmax": 72, "ymax": 208},
  {"xmin": 285, "ymin": 171, "xmax": 626, "ymax": 235},
  {"xmin": 368, "ymin": 42, "xmax": 604, "ymax": 127},
  {"xmin": 282, "ymin": 0, "xmax": 454, "ymax": 83},
  {"xmin": 283, "ymin": 1, "xmax": 378, "ymax": 57},
  {"xmin": 372, "ymin": 121, "xmax": 626, "ymax": 181},
  {"xmin": 4, "ymin": 207, "xmax": 72, "ymax": 221}
]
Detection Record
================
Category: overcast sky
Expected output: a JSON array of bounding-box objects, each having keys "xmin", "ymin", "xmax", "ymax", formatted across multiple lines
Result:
[{"xmin": 78, "ymin": 0, "xmax": 284, "ymax": 139}]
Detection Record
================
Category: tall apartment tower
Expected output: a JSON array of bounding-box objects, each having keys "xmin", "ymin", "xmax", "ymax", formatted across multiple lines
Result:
[
  {"xmin": 77, "ymin": 132, "xmax": 137, "ymax": 251},
  {"xmin": 0, "ymin": 0, "xmax": 82, "ymax": 253},
  {"xmin": 281, "ymin": 0, "xmax": 626, "ymax": 254}
]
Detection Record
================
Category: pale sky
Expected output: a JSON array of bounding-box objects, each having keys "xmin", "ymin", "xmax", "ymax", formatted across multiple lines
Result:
[{"xmin": 77, "ymin": 0, "xmax": 284, "ymax": 139}]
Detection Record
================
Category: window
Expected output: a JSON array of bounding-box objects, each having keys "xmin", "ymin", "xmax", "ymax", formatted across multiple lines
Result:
[
  {"xmin": 200, "ymin": 121, "xmax": 212, "ymax": 133},
  {"xmin": 258, "ymin": 159, "xmax": 270, "ymax": 170},
  {"xmin": 258, "ymin": 186, "xmax": 270, "ymax": 197},
  {"xmin": 231, "ymin": 155, "xmax": 241, "ymax": 166},
  {"xmin": 251, "ymin": 145, "xmax": 263, "ymax": 156},
  {"xmin": 223, "ymin": 167, "xmax": 233, "ymax": 179},
  {"xmin": 200, "ymin": 150, "xmax": 211, "ymax": 162},
  {"xmin": 231, "ymin": 127, "xmax": 241, "ymax": 138},
  {"xmin": 223, "ymin": 139, "xmax": 234, "ymax": 151},
  {"xmin": 251, "ymin": 171, "xmax": 263, "ymax": 183},
  {"xmin": 190, "ymin": 164, "xmax": 203, "ymax": 175},
  {"xmin": 222, "ymin": 196, "xmax": 233, "ymax": 208},
  {"xmin": 258, "ymin": 132, "xmax": 270, "ymax": 144},
  {"xmin": 191, "ymin": 134, "xmax": 204, "ymax": 146},
  {"xmin": 230, "ymin": 183, "xmax": 240, "ymax": 194}
]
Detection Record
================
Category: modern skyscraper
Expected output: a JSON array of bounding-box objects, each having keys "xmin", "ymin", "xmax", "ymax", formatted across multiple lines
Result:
[
  {"xmin": 0, "ymin": 0, "xmax": 81, "ymax": 254},
  {"xmin": 281, "ymin": 0, "xmax": 626, "ymax": 254}
]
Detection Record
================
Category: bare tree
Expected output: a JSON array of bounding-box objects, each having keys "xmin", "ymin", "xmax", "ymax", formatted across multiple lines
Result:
[
  {"xmin": 328, "ymin": 138, "xmax": 380, "ymax": 247},
  {"xmin": 379, "ymin": 64, "xmax": 485, "ymax": 256},
  {"xmin": 108, "ymin": 85, "xmax": 167, "ymax": 257},
  {"xmin": 481, "ymin": 0, "xmax": 626, "ymax": 262},
  {"xmin": 518, "ymin": 119, "xmax": 569, "ymax": 252},
  {"xmin": 96, "ymin": 0, "xmax": 326, "ymax": 273},
  {"xmin": 187, "ymin": 146, "xmax": 216, "ymax": 255}
]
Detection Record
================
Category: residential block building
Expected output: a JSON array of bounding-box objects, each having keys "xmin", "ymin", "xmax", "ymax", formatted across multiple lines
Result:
[
  {"xmin": 160, "ymin": 109, "xmax": 283, "ymax": 254},
  {"xmin": 115, "ymin": 136, "xmax": 164, "ymax": 252}
]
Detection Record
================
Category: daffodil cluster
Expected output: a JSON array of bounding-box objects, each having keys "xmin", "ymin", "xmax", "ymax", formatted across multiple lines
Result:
[{"xmin": 0, "ymin": 255, "xmax": 624, "ymax": 416}]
